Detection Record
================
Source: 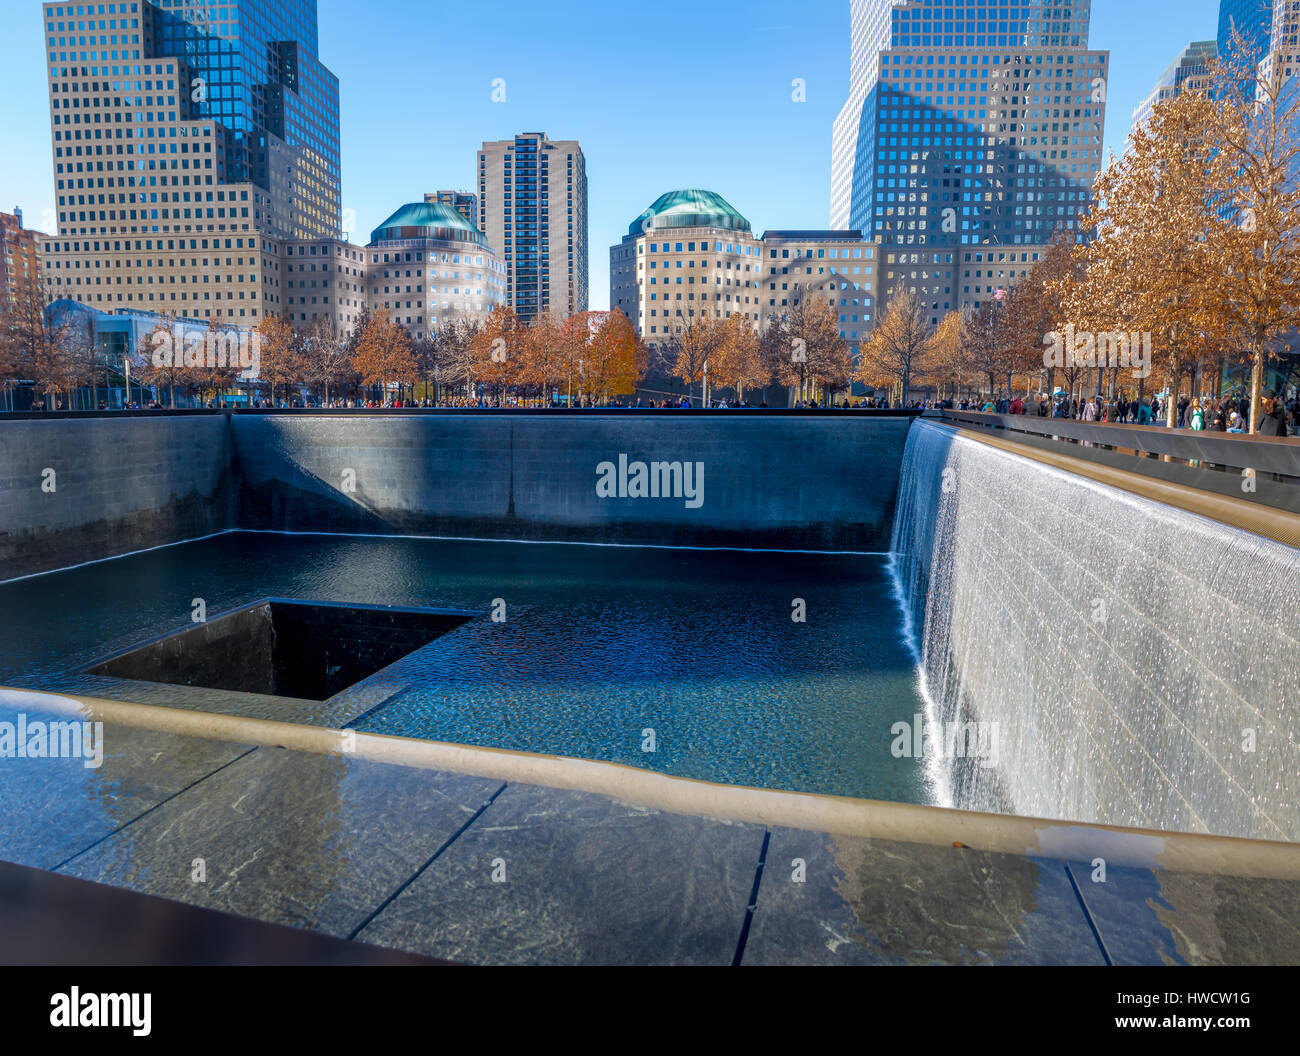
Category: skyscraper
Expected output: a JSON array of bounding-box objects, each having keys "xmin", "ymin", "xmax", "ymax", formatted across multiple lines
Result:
[
  {"xmin": 40, "ymin": 0, "xmax": 342, "ymax": 324},
  {"xmin": 425, "ymin": 190, "xmax": 478, "ymax": 227},
  {"xmin": 1254, "ymin": 1, "xmax": 1300, "ymax": 102},
  {"xmin": 1, "ymin": 209, "xmax": 45, "ymax": 315},
  {"xmin": 1217, "ymin": 0, "xmax": 1274, "ymax": 98},
  {"xmin": 1132, "ymin": 41, "xmax": 1217, "ymax": 132},
  {"xmin": 477, "ymin": 133, "xmax": 588, "ymax": 323},
  {"xmin": 830, "ymin": 1, "xmax": 1108, "ymax": 323}
]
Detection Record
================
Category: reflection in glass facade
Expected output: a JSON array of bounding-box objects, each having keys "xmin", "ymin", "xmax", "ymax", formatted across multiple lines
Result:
[
  {"xmin": 830, "ymin": 1, "xmax": 1108, "ymax": 323},
  {"xmin": 1131, "ymin": 40, "xmax": 1217, "ymax": 133},
  {"xmin": 1217, "ymin": 0, "xmax": 1273, "ymax": 98},
  {"xmin": 41, "ymin": 0, "xmax": 342, "ymax": 327},
  {"xmin": 148, "ymin": 0, "xmax": 340, "ymax": 238},
  {"xmin": 44, "ymin": 0, "xmax": 340, "ymax": 242}
]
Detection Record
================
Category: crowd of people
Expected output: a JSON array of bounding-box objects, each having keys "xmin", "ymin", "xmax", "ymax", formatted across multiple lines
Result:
[
  {"xmin": 943, "ymin": 389, "xmax": 1295, "ymax": 436},
  {"xmin": 163, "ymin": 393, "xmax": 903, "ymax": 411},
  {"xmin": 22, "ymin": 388, "xmax": 1298, "ymax": 435}
]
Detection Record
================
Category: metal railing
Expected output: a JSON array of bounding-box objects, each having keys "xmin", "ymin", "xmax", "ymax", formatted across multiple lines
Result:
[{"xmin": 940, "ymin": 410, "xmax": 1300, "ymax": 517}]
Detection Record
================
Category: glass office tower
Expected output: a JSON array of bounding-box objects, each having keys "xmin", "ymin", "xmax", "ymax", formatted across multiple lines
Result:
[
  {"xmin": 1217, "ymin": 0, "xmax": 1274, "ymax": 97},
  {"xmin": 43, "ymin": 0, "xmax": 340, "ymax": 242},
  {"xmin": 147, "ymin": 0, "xmax": 340, "ymax": 239},
  {"xmin": 830, "ymin": 1, "xmax": 1108, "ymax": 323},
  {"xmin": 41, "ymin": 0, "xmax": 342, "ymax": 324}
]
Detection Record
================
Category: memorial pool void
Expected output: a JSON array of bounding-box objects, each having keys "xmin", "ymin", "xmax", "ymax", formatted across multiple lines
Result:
[
  {"xmin": 0, "ymin": 409, "xmax": 1295, "ymax": 837},
  {"xmin": 1, "ymin": 410, "xmax": 1298, "ymax": 964},
  {"xmin": 0, "ymin": 534, "xmax": 933, "ymax": 803}
]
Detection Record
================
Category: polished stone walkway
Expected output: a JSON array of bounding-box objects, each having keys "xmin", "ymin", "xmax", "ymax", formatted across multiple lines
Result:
[{"xmin": 1, "ymin": 700, "xmax": 1297, "ymax": 966}]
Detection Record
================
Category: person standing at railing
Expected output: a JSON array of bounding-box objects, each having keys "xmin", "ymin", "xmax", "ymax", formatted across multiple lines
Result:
[
  {"xmin": 1209, "ymin": 398, "xmax": 1226, "ymax": 432},
  {"xmin": 1257, "ymin": 392, "xmax": 1289, "ymax": 437}
]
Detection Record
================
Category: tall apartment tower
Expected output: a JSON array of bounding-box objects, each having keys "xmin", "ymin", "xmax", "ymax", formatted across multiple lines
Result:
[
  {"xmin": 1, "ymin": 209, "xmax": 45, "ymax": 314},
  {"xmin": 830, "ymin": 1, "xmax": 1108, "ymax": 323},
  {"xmin": 425, "ymin": 190, "xmax": 478, "ymax": 227},
  {"xmin": 477, "ymin": 133, "xmax": 588, "ymax": 323},
  {"xmin": 39, "ymin": 0, "xmax": 342, "ymax": 324}
]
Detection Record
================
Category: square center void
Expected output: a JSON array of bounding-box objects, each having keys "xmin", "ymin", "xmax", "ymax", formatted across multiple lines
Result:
[{"xmin": 87, "ymin": 598, "xmax": 475, "ymax": 701}]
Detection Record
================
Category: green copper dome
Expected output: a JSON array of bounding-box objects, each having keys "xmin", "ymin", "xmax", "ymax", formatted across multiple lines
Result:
[
  {"xmin": 370, "ymin": 202, "xmax": 488, "ymax": 247},
  {"xmin": 629, "ymin": 189, "xmax": 752, "ymax": 237}
]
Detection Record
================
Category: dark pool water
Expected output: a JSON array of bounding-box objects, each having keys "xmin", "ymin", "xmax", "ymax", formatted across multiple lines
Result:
[{"xmin": 0, "ymin": 533, "xmax": 932, "ymax": 802}]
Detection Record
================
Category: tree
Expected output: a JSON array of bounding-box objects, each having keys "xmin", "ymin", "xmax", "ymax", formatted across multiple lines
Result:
[
  {"xmin": 432, "ymin": 317, "xmax": 480, "ymax": 404},
  {"xmin": 763, "ymin": 296, "xmax": 847, "ymax": 404},
  {"xmin": 135, "ymin": 313, "xmax": 191, "ymax": 408},
  {"xmin": 2, "ymin": 288, "xmax": 94, "ymax": 409},
  {"xmin": 1005, "ymin": 230, "xmax": 1081, "ymax": 399},
  {"xmin": 471, "ymin": 306, "xmax": 521, "ymax": 405},
  {"xmin": 1212, "ymin": 37, "xmax": 1300, "ymax": 432},
  {"xmin": 1068, "ymin": 88, "xmax": 1235, "ymax": 426},
  {"xmin": 557, "ymin": 312, "xmax": 596, "ymax": 405},
  {"xmin": 585, "ymin": 309, "xmax": 644, "ymax": 403},
  {"xmin": 516, "ymin": 314, "xmax": 565, "ymax": 405},
  {"xmin": 800, "ymin": 298, "xmax": 852, "ymax": 404},
  {"xmin": 712, "ymin": 311, "xmax": 766, "ymax": 403},
  {"xmin": 927, "ymin": 309, "xmax": 967, "ymax": 401},
  {"xmin": 673, "ymin": 316, "xmax": 721, "ymax": 405},
  {"xmin": 255, "ymin": 315, "xmax": 303, "ymax": 406},
  {"xmin": 854, "ymin": 285, "xmax": 936, "ymax": 403},
  {"xmin": 189, "ymin": 318, "xmax": 243, "ymax": 406},
  {"xmin": 303, "ymin": 316, "xmax": 354, "ymax": 405},
  {"xmin": 352, "ymin": 310, "xmax": 416, "ymax": 403},
  {"xmin": 960, "ymin": 299, "xmax": 1016, "ymax": 400}
]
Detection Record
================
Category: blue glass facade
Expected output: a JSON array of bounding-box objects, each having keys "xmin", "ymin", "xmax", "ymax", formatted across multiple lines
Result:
[
  {"xmin": 831, "ymin": 1, "xmax": 1107, "ymax": 322},
  {"xmin": 1218, "ymin": 0, "xmax": 1274, "ymax": 67},
  {"xmin": 1217, "ymin": 0, "xmax": 1274, "ymax": 100},
  {"xmin": 147, "ymin": 0, "xmax": 340, "ymax": 238}
]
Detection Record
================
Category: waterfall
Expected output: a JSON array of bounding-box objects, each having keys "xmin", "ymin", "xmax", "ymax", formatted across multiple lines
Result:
[{"xmin": 890, "ymin": 419, "xmax": 1300, "ymax": 842}]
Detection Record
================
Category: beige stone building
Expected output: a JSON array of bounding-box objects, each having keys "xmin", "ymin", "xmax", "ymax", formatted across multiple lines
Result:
[
  {"xmin": 611, "ymin": 190, "xmax": 881, "ymax": 356},
  {"xmin": 365, "ymin": 201, "xmax": 506, "ymax": 340},
  {"xmin": 610, "ymin": 189, "xmax": 764, "ymax": 343},
  {"xmin": 279, "ymin": 238, "xmax": 366, "ymax": 335},
  {"xmin": 39, "ymin": 0, "xmax": 341, "ymax": 327}
]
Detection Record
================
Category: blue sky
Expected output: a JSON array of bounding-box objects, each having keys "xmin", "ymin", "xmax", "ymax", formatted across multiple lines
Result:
[{"xmin": 2, "ymin": 0, "xmax": 1222, "ymax": 309}]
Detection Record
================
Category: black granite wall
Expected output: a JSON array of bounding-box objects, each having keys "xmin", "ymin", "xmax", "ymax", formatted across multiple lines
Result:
[
  {"xmin": 231, "ymin": 413, "xmax": 912, "ymax": 551},
  {"xmin": 0, "ymin": 412, "xmax": 915, "ymax": 580},
  {"xmin": 0, "ymin": 414, "xmax": 233, "ymax": 581}
]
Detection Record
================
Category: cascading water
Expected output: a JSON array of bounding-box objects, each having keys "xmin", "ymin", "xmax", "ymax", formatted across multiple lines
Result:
[{"xmin": 890, "ymin": 418, "xmax": 1300, "ymax": 842}]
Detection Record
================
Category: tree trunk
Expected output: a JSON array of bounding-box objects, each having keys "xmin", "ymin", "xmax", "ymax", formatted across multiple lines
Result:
[{"xmin": 1249, "ymin": 349, "xmax": 1264, "ymax": 436}]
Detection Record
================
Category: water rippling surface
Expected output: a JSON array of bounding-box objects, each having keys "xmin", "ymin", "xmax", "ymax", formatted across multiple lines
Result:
[{"xmin": 0, "ymin": 533, "xmax": 932, "ymax": 802}]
